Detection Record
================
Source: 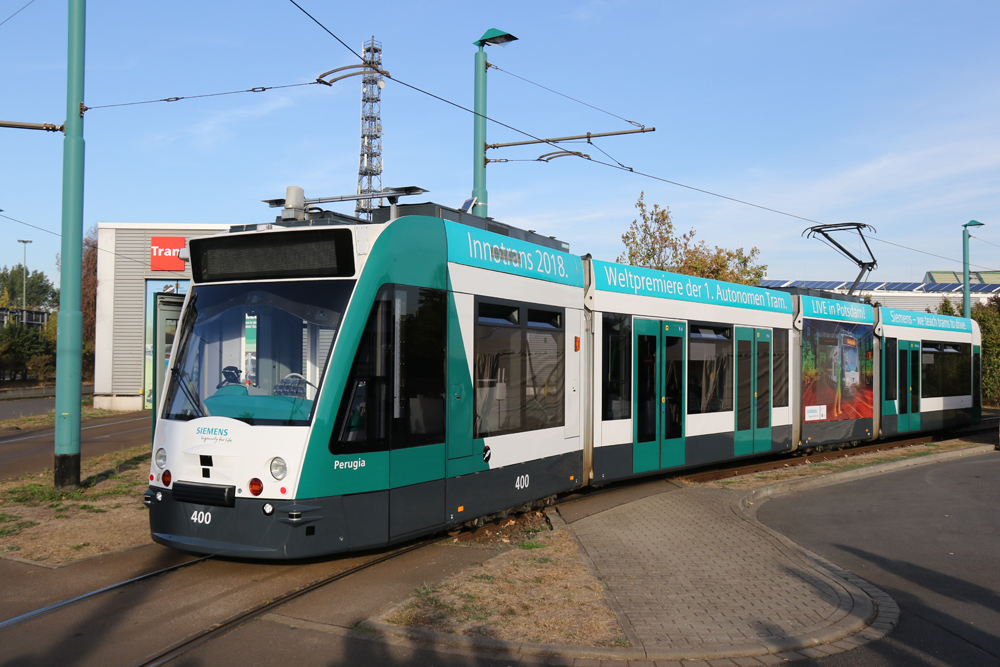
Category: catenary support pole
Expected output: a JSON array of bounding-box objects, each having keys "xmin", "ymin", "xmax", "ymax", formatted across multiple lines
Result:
[
  {"xmin": 472, "ymin": 44, "xmax": 488, "ymax": 218},
  {"xmin": 55, "ymin": 0, "xmax": 86, "ymax": 490},
  {"xmin": 962, "ymin": 220, "xmax": 984, "ymax": 319}
]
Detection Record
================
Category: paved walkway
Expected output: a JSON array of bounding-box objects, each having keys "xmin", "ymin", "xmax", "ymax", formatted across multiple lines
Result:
[{"xmin": 556, "ymin": 483, "xmax": 893, "ymax": 661}]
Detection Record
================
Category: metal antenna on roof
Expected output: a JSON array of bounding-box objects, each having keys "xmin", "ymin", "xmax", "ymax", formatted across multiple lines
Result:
[{"xmin": 802, "ymin": 223, "xmax": 878, "ymax": 296}]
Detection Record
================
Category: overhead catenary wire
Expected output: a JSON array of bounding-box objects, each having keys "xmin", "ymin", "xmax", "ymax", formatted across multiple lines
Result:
[
  {"xmin": 0, "ymin": 0, "xmax": 36, "ymax": 29},
  {"xmin": 488, "ymin": 64, "xmax": 645, "ymax": 129},
  {"xmin": 0, "ymin": 212, "xmax": 191, "ymax": 281},
  {"xmin": 868, "ymin": 236, "xmax": 1000, "ymax": 273},
  {"xmin": 84, "ymin": 81, "xmax": 320, "ymax": 111},
  {"xmin": 282, "ymin": 0, "xmax": 1000, "ymax": 274},
  {"xmin": 970, "ymin": 234, "xmax": 1000, "ymax": 253}
]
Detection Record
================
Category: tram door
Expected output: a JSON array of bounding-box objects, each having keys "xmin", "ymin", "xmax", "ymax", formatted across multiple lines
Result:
[
  {"xmin": 734, "ymin": 328, "xmax": 772, "ymax": 456},
  {"xmin": 896, "ymin": 340, "xmax": 921, "ymax": 432},
  {"xmin": 633, "ymin": 319, "xmax": 685, "ymax": 474}
]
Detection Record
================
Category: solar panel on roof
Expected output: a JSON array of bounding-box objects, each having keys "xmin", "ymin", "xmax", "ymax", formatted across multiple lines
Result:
[
  {"xmin": 971, "ymin": 283, "xmax": 1000, "ymax": 293},
  {"xmin": 820, "ymin": 281, "xmax": 847, "ymax": 289},
  {"xmin": 858, "ymin": 282, "xmax": 885, "ymax": 290}
]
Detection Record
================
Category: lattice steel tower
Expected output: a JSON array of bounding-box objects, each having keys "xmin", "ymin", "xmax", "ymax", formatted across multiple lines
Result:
[{"xmin": 355, "ymin": 38, "xmax": 384, "ymax": 220}]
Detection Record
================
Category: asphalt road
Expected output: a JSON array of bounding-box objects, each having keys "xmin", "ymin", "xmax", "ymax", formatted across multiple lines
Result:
[
  {"xmin": 0, "ymin": 411, "xmax": 152, "ymax": 480},
  {"xmin": 758, "ymin": 451, "xmax": 1000, "ymax": 667},
  {"xmin": 0, "ymin": 397, "xmax": 56, "ymax": 421}
]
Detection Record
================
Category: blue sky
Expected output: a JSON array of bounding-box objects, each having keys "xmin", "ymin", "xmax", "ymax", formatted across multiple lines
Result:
[{"xmin": 3, "ymin": 0, "xmax": 999, "ymax": 287}]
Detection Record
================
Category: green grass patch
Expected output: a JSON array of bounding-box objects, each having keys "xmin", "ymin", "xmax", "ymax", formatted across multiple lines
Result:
[
  {"xmin": 597, "ymin": 636, "xmax": 630, "ymax": 647},
  {"xmin": 472, "ymin": 573, "xmax": 495, "ymax": 581},
  {"xmin": 3, "ymin": 452, "xmax": 149, "ymax": 506},
  {"xmin": 78, "ymin": 504, "xmax": 108, "ymax": 514},
  {"xmin": 533, "ymin": 556, "xmax": 554, "ymax": 564},
  {"xmin": 518, "ymin": 541, "xmax": 545, "ymax": 550},
  {"xmin": 69, "ymin": 542, "xmax": 90, "ymax": 551},
  {"xmin": 0, "ymin": 517, "xmax": 39, "ymax": 537}
]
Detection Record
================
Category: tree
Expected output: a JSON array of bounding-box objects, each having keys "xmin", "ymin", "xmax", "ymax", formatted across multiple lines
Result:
[
  {"xmin": 927, "ymin": 296, "xmax": 958, "ymax": 316},
  {"xmin": 82, "ymin": 225, "xmax": 98, "ymax": 351},
  {"xmin": 0, "ymin": 265, "xmax": 58, "ymax": 310},
  {"xmin": 971, "ymin": 295, "xmax": 1000, "ymax": 406},
  {"xmin": 937, "ymin": 295, "xmax": 1000, "ymax": 406},
  {"xmin": 617, "ymin": 193, "xmax": 767, "ymax": 285},
  {"xmin": 0, "ymin": 323, "xmax": 44, "ymax": 381}
]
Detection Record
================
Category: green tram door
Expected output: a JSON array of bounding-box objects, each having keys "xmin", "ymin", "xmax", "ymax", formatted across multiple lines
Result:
[
  {"xmin": 152, "ymin": 293, "xmax": 185, "ymax": 438},
  {"xmin": 896, "ymin": 340, "xmax": 921, "ymax": 432},
  {"xmin": 734, "ymin": 328, "xmax": 772, "ymax": 456},
  {"xmin": 633, "ymin": 319, "xmax": 685, "ymax": 474}
]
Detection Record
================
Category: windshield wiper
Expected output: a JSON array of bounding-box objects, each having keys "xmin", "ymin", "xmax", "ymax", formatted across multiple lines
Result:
[{"xmin": 170, "ymin": 367, "xmax": 206, "ymax": 418}]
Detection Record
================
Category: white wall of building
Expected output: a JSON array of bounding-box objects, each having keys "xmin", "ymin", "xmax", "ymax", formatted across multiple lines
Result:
[{"xmin": 94, "ymin": 222, "xmax": 229, "ymax": 411}]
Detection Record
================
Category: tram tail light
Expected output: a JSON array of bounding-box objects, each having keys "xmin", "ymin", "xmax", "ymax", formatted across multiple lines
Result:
[
  {"xmin": 575, "ymin": 336, "xmax": 580, "ymax": 351},
  {"xmin": 162, "ymin": 470, "xmax": 172, "ymax": 487},
  {"xmin": 248, "ymin": 478, "xmax": 264, "ymax": 496}
]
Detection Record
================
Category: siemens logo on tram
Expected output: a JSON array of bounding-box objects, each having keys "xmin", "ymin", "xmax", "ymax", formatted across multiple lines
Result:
[
  {"xmin": 334, "ymin": 459, "xmax": 366, "ymax": 471},
  {"xmin": 195, "ymin": 427, "xmax": 229, "ymax": 436}
]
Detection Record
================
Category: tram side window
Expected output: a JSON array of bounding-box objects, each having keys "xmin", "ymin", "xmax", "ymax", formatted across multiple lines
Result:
[
  {"xmin": 333, "ymin": 286, "xmax": 392, "ymax": 454},
  {"xmin": 921, "ymin": 341, "xmax": 971, "ymax": 398},
  {"xmin": 773, "ymin": 329, "xmax": 789, "ymax": 408},
  {"xmin": 475, "ymin": 299, "xmax": 565, "ymax": 437},
  {"xmin": 331, "ymin": 285, "xmax": 447, "ymax": 455},
  {"xmin": 602, "ymin": 313, "xmax": 632, "ymax": 420},
  {"xmin": 688, "ymin": 324, "xmax": 734, "ymax": 414},
  {"xmin": 884, "ymin": 338, "xmax": 897, "ymax": 401},
  {"xmin": 392, "ymin": 286, "xmax": 447, "ymax": 449}
]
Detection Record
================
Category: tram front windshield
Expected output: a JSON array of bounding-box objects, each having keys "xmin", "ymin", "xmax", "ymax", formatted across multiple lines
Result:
[{"xmin": 162, "ymin": 280, "xmax": 355, "ymax": 425}]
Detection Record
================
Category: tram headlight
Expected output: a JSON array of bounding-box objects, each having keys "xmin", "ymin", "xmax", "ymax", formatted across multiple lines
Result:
[
  {"xmin": 154, "ymin": 448, "xmax": 167, "ymax": 469},
  {"xmin": 269, "ymin": 457, "xmax": 287, "ymax": 481}
]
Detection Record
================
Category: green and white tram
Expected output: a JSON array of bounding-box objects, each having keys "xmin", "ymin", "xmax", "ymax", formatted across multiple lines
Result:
[{"xmin": 146, "ymin": 191, "xmax": 982, "ymax": 559}]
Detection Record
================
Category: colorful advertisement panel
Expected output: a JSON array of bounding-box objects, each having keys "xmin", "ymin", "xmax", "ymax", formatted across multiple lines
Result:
[{"xmin": 802, "ymin": 318, "xmax": 874, "ymax": 423}]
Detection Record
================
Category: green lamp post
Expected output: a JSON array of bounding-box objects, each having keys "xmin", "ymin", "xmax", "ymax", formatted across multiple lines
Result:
[
  {"xmin": 962, "ymin": 220, "xmax": 984, "ymax": 319},
  {"xmin": 472, "ymin": 28, "xmax": 517, "ymax": 218}
]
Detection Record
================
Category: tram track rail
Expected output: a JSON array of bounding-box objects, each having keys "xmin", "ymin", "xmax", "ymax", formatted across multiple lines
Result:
[
  {"xmin": 0, "ymin": 555, "xmax": 213, "ymax": 632},
  {"xmin": 135, "ymin": 537, "xmax": 438, "ymax": 667},
  {"xmin": 677, "ymin": 417, "xmax": 999, "ymax": 484}
]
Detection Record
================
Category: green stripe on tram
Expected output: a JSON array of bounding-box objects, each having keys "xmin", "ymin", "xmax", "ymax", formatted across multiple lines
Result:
[{"xmin": 298, "ymin": 217, "xmax": 449, "ymax": 498}]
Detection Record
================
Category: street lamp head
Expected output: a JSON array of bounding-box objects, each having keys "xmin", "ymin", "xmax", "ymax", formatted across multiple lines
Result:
[
  {"xmin": 474, "ymin": 29, "xmax": 518, "ymax": 48},
  {"xmin": 18, "ymin": 239, "xmax": 32, "ymax": 244},
  {"xmin": 963, "ymin": 219, "xmax": 984, "ymax": 228}
]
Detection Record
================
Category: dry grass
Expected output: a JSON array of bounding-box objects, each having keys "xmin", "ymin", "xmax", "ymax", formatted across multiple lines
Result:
[
  {"xmin": 381, "ymin": 525, "xmax": 627, "ymax": 647},
  {"xmin": 0, "ymin": 397, "xmax": 121, "ymax": 432},
  {"xmin": 0, "ymin": 444, "xmax": 152, "ymax": 564},
  {"xmin": 688, "ymin": 435, "xmax": 996, "ymax": 491}
]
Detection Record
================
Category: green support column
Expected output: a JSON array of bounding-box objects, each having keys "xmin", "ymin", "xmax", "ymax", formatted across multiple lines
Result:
[
  {"xmin": 54, "ymin": 0, "xmax": 86, "ymax": 490},
  {"xmin": 471, "ymin": 45, "xmax": 488, "ymax": 218},
  {"xmin": 962, "ymin": 220, "xmax": 984, "ymax": 319},
  {"xmin": 471, "ymin": 29, "xmax": 516, "ymax": 219}
]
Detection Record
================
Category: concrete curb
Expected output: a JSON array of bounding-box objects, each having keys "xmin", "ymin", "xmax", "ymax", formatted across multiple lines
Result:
[{"xmin": 347, "ymin": 444, "xmax": 995, "ymax": 662}]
